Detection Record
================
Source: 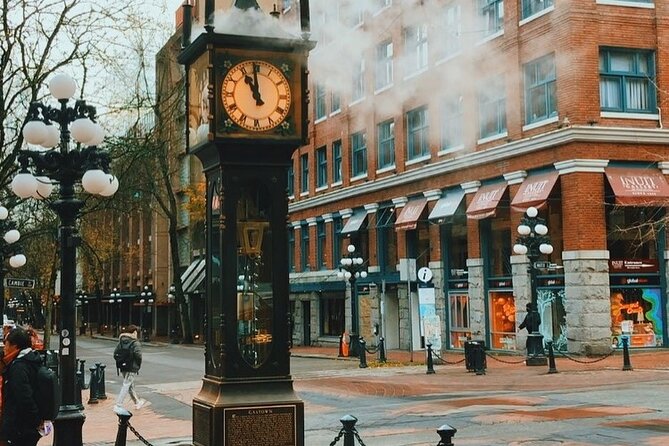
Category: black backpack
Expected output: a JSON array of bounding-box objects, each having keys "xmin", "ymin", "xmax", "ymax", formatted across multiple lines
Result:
[
  {"xmin": 113, "ymin": 340, "xmax": 134, "ymax": 372},
  {"xmin": 32, "ymin": 363, "xmax": 60, "ymax": 421}
]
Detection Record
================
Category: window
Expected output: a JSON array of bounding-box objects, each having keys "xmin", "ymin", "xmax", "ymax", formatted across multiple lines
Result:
[
  {"xmin": 521, "ymin": 0, "xmax": 553, "ymax": 19},
  {"xmin": 600, "ymin": 48, "xmax": 656, "ymax": 113},
  {"xmin": 351, "ymin": 131, "xmax": 367, "ymax": 177},
  {"xmin": 479, "ymin": 78, "xmax": 507, "ymax": 138},
  {"xmin": 316, "ymin": 146, "xmax": 327, "ymax": 187},
  {"xmin": 377, "ymin": 120, "xmax": 395, "ymax": 169},
  {"xmin": 404, "ymin": 24, "xmax": 428, "ymax": 74},
  {"xmin": 375, "ymin": 40, "xmax": 393, "ymax": 90},
  {"xmin": 320, "ymin": 293, "xmax": 345, "ymax": 336},
  {"xmin": 300, "ymin": 224, "xmax": 309, "ymax": 271},
  {"xmin": 288, "ymin": 226, "xmax": 295, "ymax": 271},
  {"xmin": 300, "ymin": 153, "xmax": 309, "ymax": 193},
  {"xmin": 352, "ymin": 58, "xmax": 366, "ymax": 102},
  {"xmin": 441, "ymin": 4, "xmax": 461, "ymax": 59},
  {"xmin": 332, "ymin": 140, "xmax": 342, "ymax": 183},
  {"xmin": 315, "ymin": 83, "xmax": 327, "ymax": 120},
  {"xmin": 345, "ymin": 3, "xmax": 364, "ymax": 27},
  {"xmin": 333, "ymin": 216, "xmax": 343, "ymax": 263},
  {"xmin": 376, "ymin": 206, "xmax": 397, "ymax": 273},
  {"xmin": 441, "ymin": 96, "xmax": 463, "ymax": 150},
  {"xmin": 449, "ymin": 294, "xmax": 471, "ymax": 349},
  {"xmin": 524, "ymin": 54, "xmax": 557, "ymax": 124},
  {"xmin": 406, "ymin": 106, "xmax": 429, "ymax": 160},
  {"xmin": 376, "ymin": 0, "xmax": 391, "ymax": 11},
  {"xmin": 480, "ymin": 0, "xmax": 504, "ymax": 36},
  {"xmin": 287, "ymin": 164, "xmax": 294, "ymax": 196},
  {"xmin": 316, "ymin": 220, "xmax": 326, "ymax": 270},
  {"xmin": 331, "ymin": 91, "xmax": 341, "ymax": 113}
]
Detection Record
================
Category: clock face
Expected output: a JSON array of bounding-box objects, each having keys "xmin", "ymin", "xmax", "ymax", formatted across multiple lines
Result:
[{"xmin": 221, "ymin": 60, "xmax": 292, "ymax": 132}]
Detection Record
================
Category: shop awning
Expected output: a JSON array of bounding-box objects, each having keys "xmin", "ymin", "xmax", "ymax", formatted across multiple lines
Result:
[
  {"xmin": 181, "ymin": 259, "xmax": 206, "ymax": 294},
  {"xmin": 606, "ymin": 167, "xmax": 669, "ymax": 206},
  {"xmin": 466, "ymin": 183, "xmax": 507, "ymax": 220},
  {"xmin": 395, "ymin": 198, "xmax": 428, "ymax": 231},
  {"xmin": 511, "ymin": 171, "xmax": 559, "ymax": 211},
  {"xmin": 340, "ymin": 209, "xmax": 367, "ymax": 234},
  {"xmin": 428, "ymin": 189, "xmax": 466, "ymax": 221}
]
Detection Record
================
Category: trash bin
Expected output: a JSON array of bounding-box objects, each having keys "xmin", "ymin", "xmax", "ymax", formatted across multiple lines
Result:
[{"xmin": 464, "ymin": 340, "xmax": 486, "ymax": 372}]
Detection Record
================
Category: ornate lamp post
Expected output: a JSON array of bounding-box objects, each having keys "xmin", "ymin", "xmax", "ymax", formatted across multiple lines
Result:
[
  {"xmin": 110, "ymin": 288, "xmax": 122, "ymax": 337},
  {"xmin": 139, "ymin": 285, "xmax": 154, "ymax": 342},
  {"xmin": 513, "ymin": 206, "xmax": 553, "ymax": 366},
  {"xmin": 13, "ymin": 73, "xmax": 119, "ymax": 446},
  {"xmin": 76, "ymin": 291, "xmax": 89, "ymax": 335},
  {"xmin": 337, "ymin": 244, "xmax": 367, "ymax": 357},
  {"xmin": 0, "ymin": 205, "xmax": 27, "ymax": 320}
]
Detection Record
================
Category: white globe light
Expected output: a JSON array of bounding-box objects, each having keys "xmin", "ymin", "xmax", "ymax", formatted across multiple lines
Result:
[
  {"xmin": 12, "ymin": 173, "xmax": 38, "ymax": 199},
  {"xmin": 84, "ymin": 122, "xmax": 105, "ymax": 146},
  {"xmin": 337, "ymin": 271, "xmax": 344, "ymax": 278},
  {"xmin": 526, "ymin": 207, "xmax": 538, "ymax": 218},
  {"xmin": 360, "ymin": 271, "xmax": 368, "ymax": 278},
  {"xmin": 70, "ymin": 118, "xmax": 96, "ymax": 143},
  {"xmin": 540, "ymin": 243, "xmax": 554, "ymax": 255},
  {"xmin": 23, "ymin": 121, "xmax": 47, "ymax": 145},
  {"xmin": 340, "ymin": 258, "xmax": 347, "ymax": 266},
  {"xmin": 347, "ymin": 244, "xmax": 355, "ymax": 253},
  {"xmin": 81, "ymin": 169, "xmax": 109, "ymax": 194},
  {"xmin": 355, "ymin": 272, "xmax": 360, "ymax": 278},
  {"xmin": 196, "ymin": 123, "xmax": 209, "ymax": 142},
  {"xmin": 9, "ymin": 254, "xmax": 26, "ymax": 268},
  {"xmin": 99, "ymin": 175, "xmax": 119, "ymax": 197},
  {"xmin": 344, "ymin": 258, "xmax": 353, "ymax": 266},
  {"xmin": 514, "ymin": 244, "xmax": 528, "ymax": 255},
  {"xmin": 4, "ymin": 229, "xmax": 19, "ymax": 244},
  {"xmin": 49, "ymin": 73, "xmax": 77, "ymax": 99},
  {"xmin": 0, "ymin": 206, "xmax": 8, "ymax": 220},
  {"xmin": 344, "ymin": 271, "xmax": 352, "ymax": 279},
  {"xmin": 355, "ymin": 257, "xmax": 363, "ymax": 265},
  {"xmin": 41, "ymin": 124, "xmax": 61, "ymax": 148},
  {"xmin": 517, "ymin": 224, "xmax": 531, "ymax": 236},
  {"xmin": 535, "ymin": 224, "xmax": 548, "ymax": 235},
  {"xmin": 33, "ymin": 176, "xmax": 55, "ymax": 199}
]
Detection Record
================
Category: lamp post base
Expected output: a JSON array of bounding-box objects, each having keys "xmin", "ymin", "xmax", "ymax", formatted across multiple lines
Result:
[
  {"xmin": 525, "ymin": 332, "xmax": 547, "ymax": 366},
  {"xmin": 53, "ymin": 405, "xmax": 85, "ymax": 446},
  {"xmin": 348, "ymin": 333, "xmax": 360, "ymax": 357}
]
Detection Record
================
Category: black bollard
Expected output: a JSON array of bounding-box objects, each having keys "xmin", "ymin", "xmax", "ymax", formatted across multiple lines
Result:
[
  {"xmin": 426, "ymin": 343, "xmax": 435, "ymax": 374},
  {"xmin": 546, "ymin": 341, "xmax": 558, "ymax": 374},
  {"xmin": 340, "ymin": 414, "xmax": 358, "ymax": 446},
  {"xmin": 113, "ymin": 407, "xmax": 133, "ymax": 446},
  {"xmin": 473, "ymin": 342, "xmax": 486, "ymax": 375},
  {"xmin": 78, "ymin": 359, "xmax": 88, "ymax": 389},
  {"xmin": 359, "ymin": 338, "xmax": 368, "ymax": 368},
  {"xmin": 75, "ymin": 369, "xmax": 83, "ymax": 405},
  {"xmin": 436, "ymin": 423, "xmax": 457, "ymax": 446},
  {"xmin": 338, "ymin": 332, "xmax": 345, "ymax": 357},
  {"xmin": 95, "ymin": 363, "xmax": 108, "ymax": 400},
  {"xmin": 378, "ymin": 336, "xmax": 387, "ymax": 363},
  {"xmin": 622, "ymin": 336, "xmax": 633, "ymax": 371},
  {"xmin": 88, "ymin": 365, "xmax": 99, "ymax": 404}
]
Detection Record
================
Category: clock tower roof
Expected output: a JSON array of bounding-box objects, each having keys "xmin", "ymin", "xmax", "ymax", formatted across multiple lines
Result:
[{"xmin": 234, "ymin": 0, "xmax": 261, "ymax": 10}]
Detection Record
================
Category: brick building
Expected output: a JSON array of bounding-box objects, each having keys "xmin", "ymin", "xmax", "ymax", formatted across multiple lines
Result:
[{"xmin": 287, "ymin": 0, "xmax": 669, "ymax": 355}]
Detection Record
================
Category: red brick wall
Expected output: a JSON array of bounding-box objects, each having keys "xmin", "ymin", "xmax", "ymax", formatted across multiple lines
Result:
[{"xmin": 560, "ymin": 172, "xmax": 607, "ymax": 251}]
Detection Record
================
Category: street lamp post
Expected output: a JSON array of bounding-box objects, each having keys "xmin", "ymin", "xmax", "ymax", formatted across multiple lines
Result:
[
  {"xmin": 139, "ymin": 285, "xmax": 153, "ymax": 342},
  {"xmin": 0, "ymin": 205, "xmax": 27, "ymax": 321},
  {"xmin": 13, "ymin": 73, "xmax": 119, "ymax": 446},
  {"xmin": 76, "ymin": 291, "xmax": 88, "ymax": 335},
  {"xmin": 167, "ymin": 285, "xmax": 179, "ymax": 344},
  {"xmin": 110, "ymin": 288, "xmax": 121, "ymax": 338},
  {"xmin": 337, "ymin": 244, "xmax": 367, "ymax": 357},
  {"xmin": 513, "ymin": 206, "xmax": 553, "ymax": 366}
]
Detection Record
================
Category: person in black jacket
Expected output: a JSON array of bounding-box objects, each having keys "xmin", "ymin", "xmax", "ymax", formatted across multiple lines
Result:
[
  {"xmin": 0, "ymin": 327, "xmax": 43, "ymax": 446},
  {"xmin": 113, "ymin": 325, "xmax": 149, "ymax": 413}
]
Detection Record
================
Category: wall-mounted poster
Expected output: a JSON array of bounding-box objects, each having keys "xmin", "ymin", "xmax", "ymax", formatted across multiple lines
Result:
[{"xmin": 610, "ymin": 288, "xmax": 663, "ymax": 348}]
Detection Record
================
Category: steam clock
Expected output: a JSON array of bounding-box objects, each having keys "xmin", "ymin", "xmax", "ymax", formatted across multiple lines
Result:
[{"xmin": 178, "ymin": 1, "xmax": 314, "ymax": 445}]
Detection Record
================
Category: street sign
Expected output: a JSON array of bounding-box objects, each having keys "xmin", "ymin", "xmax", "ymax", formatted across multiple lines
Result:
[
  {"xmin": 534, "ymin": 261, "xmax": 551, "ymax": 269},
  {"xmin": 5, "ymin": 278, "xmax": 36, "ymax": 288},
  {"xmin": 417, "ymin": 267, "xmax": 433, "ymax": 283}
]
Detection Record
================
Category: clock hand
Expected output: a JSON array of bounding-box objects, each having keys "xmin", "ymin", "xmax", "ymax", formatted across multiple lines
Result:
[{"xmin": 244, "ymin": 74, "xmax": 264, "ymax": 106}]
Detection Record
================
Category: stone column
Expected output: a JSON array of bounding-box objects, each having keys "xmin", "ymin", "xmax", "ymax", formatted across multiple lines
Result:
[
  {"xmin": 563, "ymin": 250, "xmax": 611, "ymax": 355},
  {"xmin": 511, "ymin": 254, "xmax": 531, "ymax": 351},
  {"xmin": 466, "ymin": 258, "xmax": 485, "ymax": 339}
]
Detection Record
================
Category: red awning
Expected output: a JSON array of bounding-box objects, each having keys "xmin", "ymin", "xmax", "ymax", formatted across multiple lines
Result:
[
  {"xmin": 606, "ymin": 167, "xmax": 669, "ymax": 206},
  {"xmin": 395, "ymin": 198, "xmax": 428, "ymax": 231},
  {"xmin": 511, "ymin": 171, "xmax": 559, "ymax": 211},
  {"xmin": 466, "ymin": 183, "xmax": 507, "ymax": 220}
]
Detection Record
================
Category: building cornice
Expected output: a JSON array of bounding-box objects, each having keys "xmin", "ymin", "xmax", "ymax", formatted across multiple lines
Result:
[{"xmin": 289, "ymin": 126, "xmax": 669, "ymax": 213}]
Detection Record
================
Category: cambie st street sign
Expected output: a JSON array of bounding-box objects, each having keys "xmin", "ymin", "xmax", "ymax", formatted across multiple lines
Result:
[{"xmin": 4, "ymin": 278, "xmax": 36, "ymax": 289}]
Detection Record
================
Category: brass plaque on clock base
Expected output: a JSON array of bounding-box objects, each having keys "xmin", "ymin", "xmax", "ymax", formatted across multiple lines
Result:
[{"xmin": 193, "ymin": 377, "xmax": 304, "ymax": 446}]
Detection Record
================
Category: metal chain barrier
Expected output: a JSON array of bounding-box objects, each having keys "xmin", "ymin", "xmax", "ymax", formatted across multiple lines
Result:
[
  {"xmin": 483, "ymin": 351, "xmax": 527, "ymax": 364},
  {"xmin": 364, "ymin": 343, "xmax": 380, "ymax": 354},
  {"xmin": 554, "ymin": 347, "xmax": 616, "ymax": 364},
  {"xmin": 432, "ymin": 349, "xmax": 466, "ymax": 365},
  {"xmin": 328, "ymin": 429, "xmax": 345, "ymax": 446},
  {"xmin": 127, "ymin": 421, "xmax": 155, "ymax": 446}
]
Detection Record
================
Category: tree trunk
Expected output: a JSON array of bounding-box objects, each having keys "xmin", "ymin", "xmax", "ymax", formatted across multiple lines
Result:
[{"xmin": 168, "ymin": 215, "xmax": 193, "ymax": 344}]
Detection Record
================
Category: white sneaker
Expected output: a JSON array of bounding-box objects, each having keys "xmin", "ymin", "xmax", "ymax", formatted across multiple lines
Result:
[
  {"xmin": 135, "ymin": 399, "xmax": 151, "ymax": 410},
  {"xmin": 113, "ymin": 405, "xmax": 125, "ymax": 414}
]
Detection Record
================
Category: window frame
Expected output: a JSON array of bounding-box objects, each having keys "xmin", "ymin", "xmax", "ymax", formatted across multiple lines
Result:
[
  {"xmin": 406, "ymin": 106, "xmax": 430, "ymax": 160},
  {"xmin": 300, "ymin": 224, "xmax": 310, "ymax": 271},
  {"xmin": 316, "ymin": 146, "xmax": 328, "ymax": 188},
  {"xmin": 480, "ymin": 0, "xmax": 504, "ymax": 36},
  {"xmin": 375, "ymin": 40, "xmax": 394, "ymax": 91},
  {"xmin": 352, "ymin": 58, "xmax": 366, "ymax": 102},
  {"xmin": 315, "ymin": 83, "xmax": 327, "ymax": 121},
  {"xmin": 479, "ymin": 78, "xmax": 507, "ymax": 139},
  {"xmin": 599, "ymin": 47, "xmax": 656, "ymax": 114},
  {"xmin": 404, "ymin": 24, "xmax": 429, "ymax": 74},
  {"xmin": 524, "ymin": 54, "xmax": 557, "ymax": 125},
  {"xmin": 520, "ymin": 0, "xmax": 554, "ymax": 20},
  {"xmin": 351, "ymin": 131, "xmax": 368, "ymax": 177},
  {"xmin": 377, "ymin": 119, "xmax": 395, "ymax": 169},
  {"xmin": 441, "ymin": 96, "xmax": 464, "ymax": 151},
  {"xmin": 332, "ymin": 140, "xmax": 342, "ymax": 183},
  {"xmin": 300, "ymin": 153, "xmax": 309, "ymax": 193}
]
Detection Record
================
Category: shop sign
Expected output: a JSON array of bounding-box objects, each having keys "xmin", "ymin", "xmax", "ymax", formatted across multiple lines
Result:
[
  {"xmin": 609, "ymin": 259, "xmax": 658, "ymax": 273},
  {"xmin": 538, "ymin": 277, "xmax": 564, "ymax": 287},
  {"xmin": 449, "ymin": 281, "xmax": 468, "ymax": 290},
  {"xmin": 488, "ymin": 279, "xmax": 512, "ymax": 288},
  {"xmin": 610, "ymin": 275, "xmax": 660, "ymax": 286}
]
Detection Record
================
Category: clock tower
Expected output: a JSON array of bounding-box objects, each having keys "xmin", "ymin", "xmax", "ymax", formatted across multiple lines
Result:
[{"xmin": 178, "ymin": 1, "xmax": 314, "ymax": 445}]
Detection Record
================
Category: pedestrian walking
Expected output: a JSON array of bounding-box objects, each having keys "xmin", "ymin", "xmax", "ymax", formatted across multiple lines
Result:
[
  {"xmin": 0, "ymin": 327, "xmax": 51, "ymax": 446},
  {"xmin": 113, "ymin": 325, "xmax": 149, "ymax": 413}
]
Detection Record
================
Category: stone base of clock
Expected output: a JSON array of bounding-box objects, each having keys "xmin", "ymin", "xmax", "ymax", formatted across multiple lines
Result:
[{"xmin": 192, "ymin": 376, "xmax": 304, "ymax": 446}]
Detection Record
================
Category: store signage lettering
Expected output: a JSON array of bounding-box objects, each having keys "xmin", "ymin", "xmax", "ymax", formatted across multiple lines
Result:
[
  {"xmin": 489, "ymin": 280, "xmax": 511, "ymax": 288},
  {"xmin": 610, "ymin": 259, "xmax": 658, "ymax": 273},
  {"xmin": 539, "ymin": 278, "xmax": 564, "ymax": 287},
  {"xmin": 520, "ymin": 179, "xmax": 549, "ymax": 200},
  {"xmin": 618, "ymin": 175, "xmax": 661, "ymax": 194},
  {"xmin": 620, "ymin": 302, "xmax": 644, "ymax": 315},
  {"xmin": 477, "ymin": 189, "xmax": 500, "ymax": 204}
]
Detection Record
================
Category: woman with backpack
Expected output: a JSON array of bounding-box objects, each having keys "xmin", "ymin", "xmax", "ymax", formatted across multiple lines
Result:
[{"xmin": 113, "ymin": 325, "xmax": 149, "ymax": 412}]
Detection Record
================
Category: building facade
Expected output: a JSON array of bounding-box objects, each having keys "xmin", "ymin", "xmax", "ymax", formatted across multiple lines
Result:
[{"xmin": 287, "ymin": 0, "xmax": 669, "ymax": 355}]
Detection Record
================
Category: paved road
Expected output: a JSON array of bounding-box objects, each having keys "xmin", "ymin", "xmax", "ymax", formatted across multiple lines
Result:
[{"xmin": 43, "ymin": 337, "xmax": 669, "ymax": 445}]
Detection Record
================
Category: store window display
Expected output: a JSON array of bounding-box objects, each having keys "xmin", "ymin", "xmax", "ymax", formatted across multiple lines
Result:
[
  {"xmin": 489, "ymin": 291, "xmax": 516, "ymax": 350},
  {"xmin": 610, "ymin": 288, "xmax": 663, "ymax": 348}
]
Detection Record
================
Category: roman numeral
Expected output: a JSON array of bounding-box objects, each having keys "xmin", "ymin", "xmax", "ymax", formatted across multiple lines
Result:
[
  {"xmin": 267, "ymin": 117, "xmax": 275, "ymax": 126},
  {"xmin": 227, "ymin": 102, "xmax": 237, "ymax": 111},
  {"xmin": 254, "ymin": 119, "xmax": 260, "ymax": 128},
  {"xmin": 279, "ymin": 94, "xmax": 287, "ymax": 100},
  {"xmin": 240, "ymin": 113, "xmax": 247, "ymax": 122},
  {"xmin": 276, "ymin": 107, "xmax": 285, "ymax": 114},
  {"xmin": 240, "ymin": 66, "xmax": 248, "ymax": 75}
]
